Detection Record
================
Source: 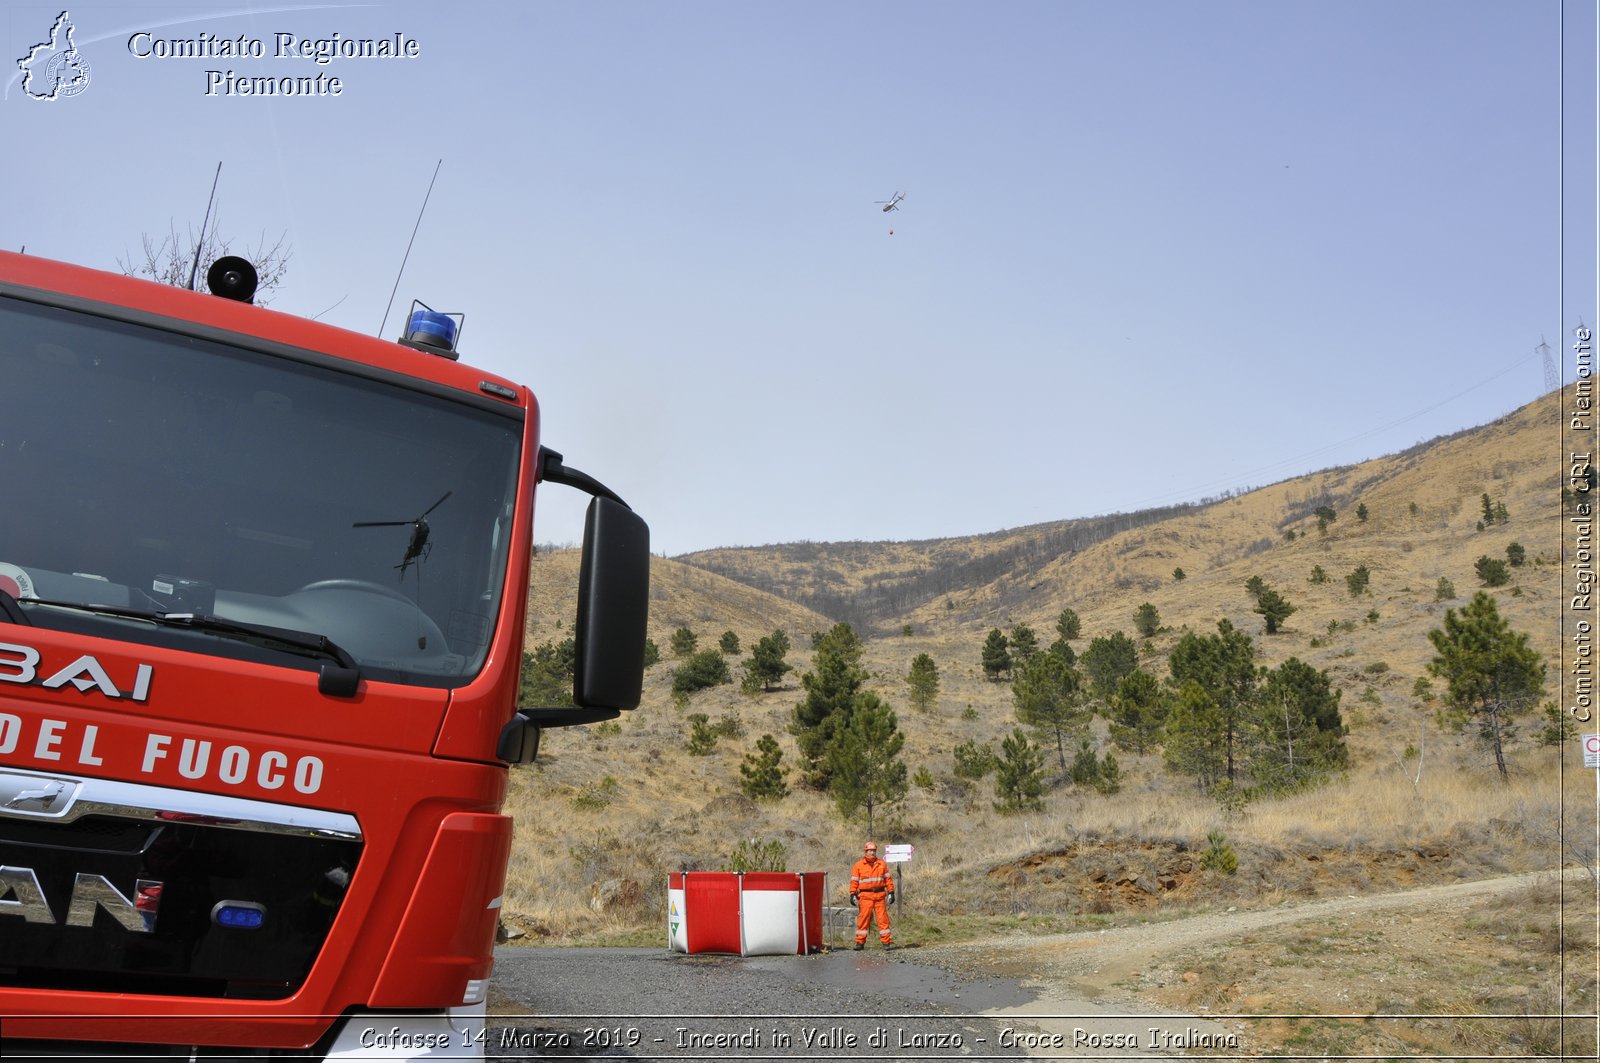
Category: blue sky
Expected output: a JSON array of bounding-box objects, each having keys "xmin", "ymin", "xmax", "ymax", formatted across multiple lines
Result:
[{"xmin": 4, "ymin": 1, "xmax": 1595, "ymax": 556}]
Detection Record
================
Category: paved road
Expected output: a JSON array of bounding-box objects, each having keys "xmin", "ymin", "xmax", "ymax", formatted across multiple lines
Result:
[{"xmin": 486, "ymin": 944, "xmax": 1032, "ymax": 1060}]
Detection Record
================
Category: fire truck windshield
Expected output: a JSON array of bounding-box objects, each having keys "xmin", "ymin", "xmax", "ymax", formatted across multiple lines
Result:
[{"xmin": 0, "ymin": 295, "xmax": 522, "ymax": 688}]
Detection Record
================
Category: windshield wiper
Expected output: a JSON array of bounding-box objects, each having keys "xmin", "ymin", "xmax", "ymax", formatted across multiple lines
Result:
[
  {"xmin": 17, "ymin": 599, "xmax": 362, "ymax": 697},
  {"xmin": 0, "ymin": 587, "xmax": 30, "ymax": 626}
]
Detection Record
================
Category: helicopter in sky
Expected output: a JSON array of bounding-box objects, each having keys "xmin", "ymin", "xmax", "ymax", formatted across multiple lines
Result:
[
  {"xmin": 875, "ymin": 191, "xmax": 906, "ymax": 213},
  {"xmin": 353, "ymin": 490, "xmax": 451, "ymax": 579}
]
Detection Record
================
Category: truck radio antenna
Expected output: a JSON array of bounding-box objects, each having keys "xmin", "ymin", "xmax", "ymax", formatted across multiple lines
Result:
[
  {"xmin": 186, "ymin": 161, "xmax": 223, "ymax": 291},
  {"xmin": 379, "ymin": 158, "xmax": 443, "ymax": 339}
]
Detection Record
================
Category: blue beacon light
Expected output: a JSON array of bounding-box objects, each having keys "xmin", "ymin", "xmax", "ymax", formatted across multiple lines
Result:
[{"xmin": 406, "ymin": 308, "xmax": 457, "ymax": 350}]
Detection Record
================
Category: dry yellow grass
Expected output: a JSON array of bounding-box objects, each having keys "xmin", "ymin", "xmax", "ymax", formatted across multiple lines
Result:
[{"xmin": 505, "ymin": 387, "xmax": 1593, "ymax": 942}]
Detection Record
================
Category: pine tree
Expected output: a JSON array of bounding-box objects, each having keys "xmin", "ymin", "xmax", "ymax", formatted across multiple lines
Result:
[
  {"xmin": 1427, "ymin": 592, "xmax": 1546, "ymax": 779},
  {"xmin": 1475, "ymin": 555, "xmax": 1510, "ymax": 587},
  {"xmin": 1254, "ymin": 586, "xmax": 1297, "ymax": 634},
  {"xmin": 789, "ymin": 623, "xmax": 866, "ymax": 786},
  {"xmin": 906, "ymin": 652, "xmax": 940, "ymax": 713},
  {"xmin": 1081, "ymin": 631, "xmax": 1138, "ymax": 699},
  {"xmin": 1047, "ymin": 637, "xmax": 1077, "ymax": 668},
  {"xmin": 952, "ymin": 739, "xmax": 998, "ymax": 779},
  {"xmin": 993, "ymin": 728, "xmax": 1045, "ymax": 814},
  {"xmin": 743, "ymin": 629, "xmax": 794, "ymax": 692},
  {"xmin": 981, "ymin": 628, "xmax": 1012, "ymax": 681},
  {"xmin": 827, "ymin": 693, "xmax": 908, "ymax": 834},
  {"xmin": 686, "ymin": 713, "xmax": 717, "ymax": 755},
  {"xmin": 1108, "ymin": 669, "xmax": 1166, "ymax": 753},
  {"xmin": 1249, "ymin": 657, "xmax": 1346, "ymax": 791},
  {"xmin": 1537, "ymin": 703, "xmax": 1577, "ymax": 747},
  {"xmin": 1012, "ymin": 651, "xmax": 1087, "ymax": 770},
  {"xmin": 1166, "ymin": 620, "xmax": 1257, "ymax": 783},
  {"xmin": 1162, "ymin": 679, "xmax": 1228, "ymax": 788},
  {"xmin": 1070, "ymin": 738, "xmax": 1101, "ymax": 786},
  {"xmin": 1134, "ymin": 602, "xmax": 1161, "ymax": 638},
  {"xmin": 739, "ymin": 734, "xmax": 790, "ymax": 800},
  {"xmin": 1346, "ymin": 565, "xmax": 1371, "ymax": 596},
  {"xmin": 519, "ymin": 639, "xmax": 576, "ymax": 708},
  {"xmin": 1097, "ymin": 750, "xmax": 1121, "ymax": 794},
  {"xmin": 1009, "ymin": 624, "xmax": 1041, "ymax": 667},
  {"xmin": 1056, "ymin": 609, "xmax": 1082, "ymax": 641}
]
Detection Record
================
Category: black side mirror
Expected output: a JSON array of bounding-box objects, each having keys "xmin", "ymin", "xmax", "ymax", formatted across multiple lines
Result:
[
  {"xmin": 573, "ymin": 495, "xmax": 649, "ymax": 710},
  {"xmin": 497, "ymin": 463, "xmax": 650, "ymax": 765}
]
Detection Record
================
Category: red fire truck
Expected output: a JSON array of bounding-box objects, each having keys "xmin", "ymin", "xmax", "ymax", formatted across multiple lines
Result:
[{"xmin": 0, "ymin": 251, "xmax": 649, "ymax": 1058}]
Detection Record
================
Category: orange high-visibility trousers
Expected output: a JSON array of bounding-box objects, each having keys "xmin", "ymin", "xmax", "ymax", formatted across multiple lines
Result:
[
  {"xmin": 851, "ymin": 855, "xmax": 894, "ymax": 945},
  {"xmin": 855, "ymin": 891, "xmax": 891, "ymax": 944}
]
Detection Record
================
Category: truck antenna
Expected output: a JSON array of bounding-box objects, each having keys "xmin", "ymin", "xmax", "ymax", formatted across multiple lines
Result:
[
  {"xmin": 186, "ymin": 162, "xmax": 223, "ymax": 291},
  {"xmin": 379, "ymin": 158, "xmax": 442, "ymax": 339}
]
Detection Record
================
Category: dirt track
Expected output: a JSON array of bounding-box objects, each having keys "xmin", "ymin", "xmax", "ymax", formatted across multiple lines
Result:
[{"xmin": 914, "ymin": 866, "xmax": 1596, "ymax": 1058}]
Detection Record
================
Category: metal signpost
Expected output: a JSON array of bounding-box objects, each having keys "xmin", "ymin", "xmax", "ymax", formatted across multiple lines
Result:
[{"xmin": 884, "ymin": 844, "xmax": 913, "ymax": 909}]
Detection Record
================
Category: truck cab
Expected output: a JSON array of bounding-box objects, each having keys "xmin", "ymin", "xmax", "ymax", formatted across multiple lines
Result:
[{"xmin": 0, "ymin": 251, "xmax": 648, "ymax": 1058}]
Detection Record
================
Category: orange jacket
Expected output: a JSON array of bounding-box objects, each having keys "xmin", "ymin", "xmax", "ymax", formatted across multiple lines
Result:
[{"xmin": 850, "ymin": 856, "xmax": 894, "ymax": 896}]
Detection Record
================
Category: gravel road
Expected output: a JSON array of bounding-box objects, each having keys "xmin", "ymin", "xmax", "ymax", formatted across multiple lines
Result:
[{"xmin": 485, "ymin": 943, "xmax": 1235, "ymax": 1061}]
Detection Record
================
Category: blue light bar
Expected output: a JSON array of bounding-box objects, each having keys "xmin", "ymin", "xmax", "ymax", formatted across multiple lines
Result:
[{"xmin": 406, "ymin": 308, "xmax": 458, "ymax": 351}]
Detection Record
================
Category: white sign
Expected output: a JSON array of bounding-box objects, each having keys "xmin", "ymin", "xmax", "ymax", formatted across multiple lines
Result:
[
  {"xmin": 883, "ymin": 843, "xmax": 914, "ymax": 864},
  {"xmin": 1583, "ymin": 733, "xmax": 1600, "ymax": 770}
]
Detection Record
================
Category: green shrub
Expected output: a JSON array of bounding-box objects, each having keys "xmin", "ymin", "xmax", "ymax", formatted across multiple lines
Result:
[
  {"xmin": 571, "ymin": 776, "xmax": 619, "ymax": 811},
  {"xmin": 1475, "ymin": 555, "xmax": 1510, "ymax": 587},
  {"xmin": 673, "ymin": 650, "xmax": 732, "ymax": 694},
  {"xmin": 1346, "ymin": 565, "xmax": 1371, "ymax": 596},
  {"xmin": 1202, "ymin": 829, "xmax": 1238, "ymax": 874},
  {"xmin": 953, "ymin": 739, "xmax": 998, "ymax": 779},
  {"xmin": 725, "ymin": 837, "xmax": 786, "ymax": 873},
  {"xmin": 685, "ymin": 713, "xmax": 716, "ymax": 755}
]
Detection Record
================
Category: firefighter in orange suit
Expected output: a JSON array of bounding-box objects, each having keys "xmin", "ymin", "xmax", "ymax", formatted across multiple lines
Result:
[{"xmin": 849, "ymin": 840, "xmax": 894, "ymax": 949}]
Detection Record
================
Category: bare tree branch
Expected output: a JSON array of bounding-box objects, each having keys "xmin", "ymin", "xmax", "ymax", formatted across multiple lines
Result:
[{"xmin": 118, "ymin": 210, "xmax": 291, "ymax": 305}]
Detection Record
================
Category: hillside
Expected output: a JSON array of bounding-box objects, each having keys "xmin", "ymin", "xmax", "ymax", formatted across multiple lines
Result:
[
  {"xmin": 678, "ymin": 393, "xmax": 1564, "ymax": 652},
  {"xmin": 522, "ymin": 549, "xmax": 835, "ymax": 653},
  {"xmin": 505, "ymin": 387, "xmax": 1592, "ymax": 1056},
  {"xmin": 677, "ymin": 502, "xmax": 1208, "ymax": 633},
  {"xmin": 671, "ymin": 391, "xmax": 1570, "ymax": 688}
]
